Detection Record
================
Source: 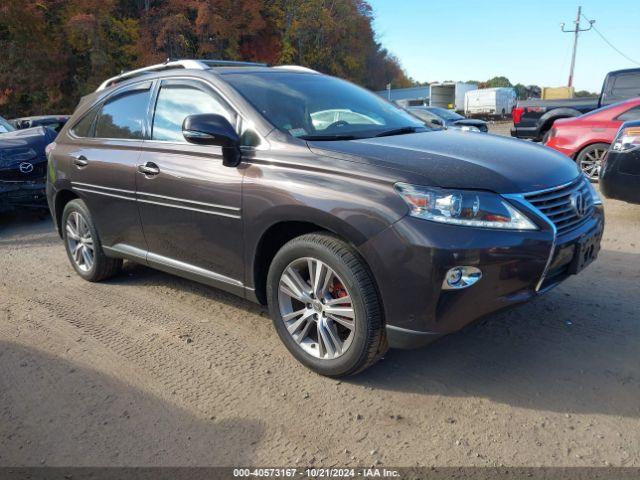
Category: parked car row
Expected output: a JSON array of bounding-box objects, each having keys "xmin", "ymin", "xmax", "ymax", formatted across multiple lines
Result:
[
  {"xmin": 544, "ymin": 97, "xmax": 640, "ymax": 181},
  {"xmin": 407, "ymin": 106, "xmax": 489, "ymax": 132},
  {"xmin": 511, "ymin": 68, "xmax": 640, "ymax": 142}
]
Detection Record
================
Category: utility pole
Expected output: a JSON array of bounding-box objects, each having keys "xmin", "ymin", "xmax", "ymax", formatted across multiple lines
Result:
[{"xmin": 561, "ymin": 6, "xmax": 595, "ymax": 87}]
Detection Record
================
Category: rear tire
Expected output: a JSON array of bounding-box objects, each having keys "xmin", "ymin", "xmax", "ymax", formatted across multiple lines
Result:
[
  {"xmin": 267, "ymin": 232, "xmax": 387, "ymax": 377},
  {"xmin": 62, "ymin": 199, "xmax": 122, "ymax": 282},
  {"xmin": 576, "ymin": 143, "xmax": 609, "ymax": 182}
]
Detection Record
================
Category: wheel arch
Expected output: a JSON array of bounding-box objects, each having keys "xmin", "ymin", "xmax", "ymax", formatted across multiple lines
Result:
[
  {"xmin": 538, "ymin": 108, "xmax": 582, "ymax": 137},
  {"xmin": 576, "ymin": 141, "xmax": 611, "ymax": 158},
  {"xmin": 54, "ymin": 189, "xmax": 79, "ymax": 238},
  {"xmin": 250, "ymin": 212, "xmax": 374, "ymax": 305}
]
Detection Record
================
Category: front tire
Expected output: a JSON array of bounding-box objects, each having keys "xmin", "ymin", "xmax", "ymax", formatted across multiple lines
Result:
[
  {"xmin": 62, "ymin": 199, "xmax": 122, "ymax": 282},
  {"xmin": 576, "ymin": 143, "xmax": 609, "ymax": 182},
  {"xmin": 267, "ymin": 233, "xmax": 386, "ymax": 377}
]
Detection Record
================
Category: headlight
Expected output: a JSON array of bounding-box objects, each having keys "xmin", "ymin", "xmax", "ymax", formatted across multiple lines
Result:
[
  {"xmin": 395, "ymin": 183, "xmax": 538, "ymax": 230},
  {"xmin": 459, "ymin": 125, "xmax": 480, "ymax": 133},
  {"xmin": 612, "ymin": 126, "xmax": 640, "ymax": 152}
]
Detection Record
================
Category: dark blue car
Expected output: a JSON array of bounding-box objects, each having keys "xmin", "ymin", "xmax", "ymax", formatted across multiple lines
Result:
[
  {"xmin": 1, "ymin": 115, "xmax": 57, "ymax": 213},
  {"xmin": 408, "ymin": 106, "xmax": 489, "ymax": 132}
]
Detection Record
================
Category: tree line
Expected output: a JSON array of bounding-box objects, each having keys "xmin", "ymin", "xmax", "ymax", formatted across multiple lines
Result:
[{"xmin": 0, "ymin": 0, "xmax": 414, "ymax": 117}]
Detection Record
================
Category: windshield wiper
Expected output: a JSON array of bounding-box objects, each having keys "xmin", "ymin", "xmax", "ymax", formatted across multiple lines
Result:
[
  {"xmin": 300, "ymin": 134, "xmax": 357, "ymax": 141},
  {"xmin": 374, "ymin": 126, "xmax": 421, "ymax": 138}
]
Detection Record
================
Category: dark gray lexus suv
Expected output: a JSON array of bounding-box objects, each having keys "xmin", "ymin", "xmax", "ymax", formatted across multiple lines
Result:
[{"xmin": 47, "ymin": 60, "xmax": 604, "ymax": 376}]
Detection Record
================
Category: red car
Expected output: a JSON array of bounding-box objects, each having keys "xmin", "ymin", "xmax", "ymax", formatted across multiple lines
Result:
[{"xmin": 545, "ymin": 97, "xmax": 640, "ymax": 181}]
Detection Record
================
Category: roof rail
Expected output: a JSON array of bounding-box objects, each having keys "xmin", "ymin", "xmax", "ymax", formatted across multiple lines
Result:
[
  {"xmin": 273, "ymin": 65, "xmax": 319, "ymax": 74},
  {"xmin": 198, "ymin": 59, "xmax": 268, "ymax": 68},
  {"xmin": 96, "ymin": 60, "xmax": 208, "ymax": 91},
  {"xmin": 95, "ymin": 58, "xmax": 268, "ymax": 91}
]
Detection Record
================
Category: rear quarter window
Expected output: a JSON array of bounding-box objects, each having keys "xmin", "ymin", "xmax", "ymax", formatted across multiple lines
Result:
[
  {"xmin": 94, "ymin": 87, "xmax": 151, "ymax": 140},
  {"xmin": 616, "ymin": 106, "xmax": 640, "ymax": 122},
  {"xmin": 71, "ymin": 110, "xmax": 97, "ymax": 138}
]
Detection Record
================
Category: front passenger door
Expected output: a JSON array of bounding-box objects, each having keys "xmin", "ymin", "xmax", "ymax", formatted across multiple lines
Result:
[{"xmin": 136, "ymin": 79, "xmax": 245, "ymax": 291}]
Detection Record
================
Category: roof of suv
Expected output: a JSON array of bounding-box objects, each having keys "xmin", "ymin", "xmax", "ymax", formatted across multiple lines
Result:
[{"xmin": 96, "ymin": 59, "xmax": 318, "ymax": 91}]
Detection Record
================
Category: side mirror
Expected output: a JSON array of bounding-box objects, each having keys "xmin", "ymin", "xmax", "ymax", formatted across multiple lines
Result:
[
  {"xmin": 182, "ymin": 114, "xmax": 242, "ymax": 167},
  {"xmin": 430, "ymin": 118, "xmax": 444, "ymax": 127}
]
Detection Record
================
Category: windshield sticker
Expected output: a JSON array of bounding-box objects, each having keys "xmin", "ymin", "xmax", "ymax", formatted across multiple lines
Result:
[{"xmin": 289, "ymin": 128, "xmax": 307, "ymax": 137}]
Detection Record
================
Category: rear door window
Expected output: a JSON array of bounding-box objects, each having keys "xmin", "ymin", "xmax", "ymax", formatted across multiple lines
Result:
[
  {"xmin": 94, "ymin": 85, "xmax": 151, "ymax": 139},
  {"xmin": 151, "ymin": 82, "xmax": 235, "ymax": 142}
]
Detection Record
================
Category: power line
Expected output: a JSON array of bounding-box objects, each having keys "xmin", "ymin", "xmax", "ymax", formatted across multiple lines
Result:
[{"xmin": 581, "ymin": 13, "xmax": 640, "ymax": 66}]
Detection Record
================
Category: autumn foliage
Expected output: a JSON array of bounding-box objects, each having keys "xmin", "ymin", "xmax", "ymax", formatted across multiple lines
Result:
[{"xmin": 0, "ymin": 0, "xmax": 413, "ymax": 117}]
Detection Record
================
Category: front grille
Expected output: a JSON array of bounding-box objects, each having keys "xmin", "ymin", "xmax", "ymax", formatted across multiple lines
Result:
[
  {"xmin": 0, "ymin": 159, "xmax": 47, "ymax": 182},
  {"xmin": 523, "ymin": 177, "xmax": 594, "ymax": 235}
]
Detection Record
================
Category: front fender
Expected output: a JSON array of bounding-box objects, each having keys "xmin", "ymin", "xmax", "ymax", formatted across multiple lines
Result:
[{"xmin": 241, "ymin": 156, "xmax": 408, "ymax": 292}]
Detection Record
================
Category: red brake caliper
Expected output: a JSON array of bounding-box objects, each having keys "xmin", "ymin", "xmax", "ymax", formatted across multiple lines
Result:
[{"xmin": 329, "ymin": 280, "xmax": 348, "ymax": 304}]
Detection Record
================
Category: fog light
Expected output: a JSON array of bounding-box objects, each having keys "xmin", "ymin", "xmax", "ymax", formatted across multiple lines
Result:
[{"xmin": 443, "ymin": 266, "xmax": 482, "ymax": 290}]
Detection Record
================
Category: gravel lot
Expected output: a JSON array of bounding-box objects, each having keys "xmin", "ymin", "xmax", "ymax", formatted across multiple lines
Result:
[{"xmin": 1, "ymin": 124, "xmax": 639, "ymax": 467}]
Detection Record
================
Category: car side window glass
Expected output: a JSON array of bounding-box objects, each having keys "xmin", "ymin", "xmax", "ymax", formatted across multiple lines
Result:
[
  {"xmin": 95, "ymin": 88, "xmax": 150, "ymax": 140},
  {"xmin": 152, "ymin": 84, "xmax": 235, "ymax": 142},
  {"xmin": 72, "ymin": 110, "xmax": 97, "ymax": 138},
  {"xmin": 617, "ymin": 106, "xmax": 640, "ymax": 122},
  {"xmin": 611, "ymin": 74, "xmax": 640, "ymax": 100}
]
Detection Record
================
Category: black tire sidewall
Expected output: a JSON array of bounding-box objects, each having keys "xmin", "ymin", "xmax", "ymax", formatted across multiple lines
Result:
[
  {"xmin": 267, "ymin": 236, "xmax": 376, "ymax": 377},
  {"xmin": 61, "ymin": 199, "xmax": 102, "ymax": 281}
]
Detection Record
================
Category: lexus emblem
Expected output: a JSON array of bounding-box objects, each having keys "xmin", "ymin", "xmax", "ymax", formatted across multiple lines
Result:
[
  {"xmin": 19, "ymin": 162, "xmax": 34, "ymax": 174},
  {"xmin": 570, "ymin": 191, "xmax": 587, "ymax": 217}
]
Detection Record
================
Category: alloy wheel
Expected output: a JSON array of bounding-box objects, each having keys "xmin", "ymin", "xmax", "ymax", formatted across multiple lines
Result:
[
  {"xmin": 66, "ymin": 211, "xmax": 95, "ymax": 272},
  {"xmin": 278, "ymin": 257, "xmax": 355, "ymax": 360},
  {"xmin": 579, "ymin": 147, "xmax": 606, "ymax": 181}
]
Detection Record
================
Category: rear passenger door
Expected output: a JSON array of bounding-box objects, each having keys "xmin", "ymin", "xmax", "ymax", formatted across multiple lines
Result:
[
  {"xmin": 136, "ymin": 79, "xmax": 245, "ymax": 291},
  {"xmin": 66, "ymin": 81, "xmax": 152, "ymax": 252}
]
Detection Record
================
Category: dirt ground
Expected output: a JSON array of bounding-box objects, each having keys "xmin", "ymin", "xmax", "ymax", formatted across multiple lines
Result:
[{"xmin": 1, "ymin": 125, "xmax": 639, "ymax": 467}]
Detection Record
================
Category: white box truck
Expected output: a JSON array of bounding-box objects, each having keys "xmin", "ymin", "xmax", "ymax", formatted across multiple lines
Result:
[
  {"xmin": 464, "ymin": 87, "xmax": 517, "ymax": 118},
  {"xmin": 429, "ymin": 82, "xmax": 477, "ymax": 112}
]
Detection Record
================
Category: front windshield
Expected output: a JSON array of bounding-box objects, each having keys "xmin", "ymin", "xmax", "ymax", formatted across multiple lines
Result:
[
  {"xmin": 0, "ymin": 116, "xmax": 15, "ymax": 133},
  {"xmin": 223, "ymin": 72, "xmax": 425, "ymax": 140},
  {"xmin": 427, "ymin": 107, "xmax": 464, "ymax": 121}
]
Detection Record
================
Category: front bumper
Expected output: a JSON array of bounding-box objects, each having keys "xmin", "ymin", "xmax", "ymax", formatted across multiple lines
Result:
[
  {"xmin": 0, "ymin": 181, "xmax": 47, "ymax": 212},
  {"xmin": 360, "ymin": 205, "xmax": 604, "ymax": 349},
  {"xmin": 544, "ymin": 138, "xmax": 577, "ymax": 159}
]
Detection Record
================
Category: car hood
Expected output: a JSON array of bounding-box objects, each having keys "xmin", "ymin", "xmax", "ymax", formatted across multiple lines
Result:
[
  {"xmin": 308, "ymin": 129, "xmax": 580, "ymax": 193},
  {"xmin": 0, "ymin": 126, "xmax": 55, "ymax": 152}
]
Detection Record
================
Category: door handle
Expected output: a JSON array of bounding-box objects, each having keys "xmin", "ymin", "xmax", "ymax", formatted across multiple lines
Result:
[
  {"xmin": 73, "ymin": 155, "xmax": 88, "ymax": 167},
  {"xmin": 138, "ymin": 162, "xmax": 160, "ymax": 176}
]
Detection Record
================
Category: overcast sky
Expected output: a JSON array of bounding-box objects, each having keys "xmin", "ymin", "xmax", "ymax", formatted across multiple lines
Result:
[{"xmin": 368, "ymin": 0, "xmax": 640, "ymax": 92}]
